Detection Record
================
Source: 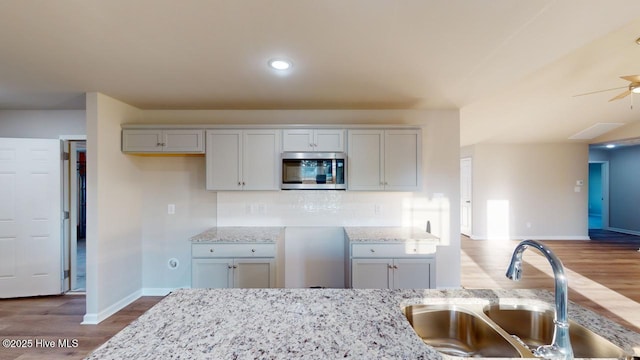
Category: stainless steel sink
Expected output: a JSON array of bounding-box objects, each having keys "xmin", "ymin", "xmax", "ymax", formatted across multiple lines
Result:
[
  {"xmin": 483, "ymin": 304, "xmax": 632, "ymax": 359},
  {"xmin": 403, "ymin": 303, "xmax": 634, "ymax": 359},
  {"xmin": 403, "ymin": 305, "xmax": 529, "ymax": 358}
]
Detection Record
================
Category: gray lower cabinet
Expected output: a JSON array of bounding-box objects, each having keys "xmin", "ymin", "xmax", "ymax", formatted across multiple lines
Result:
[
  {"xmin": 191, "ymin": 243, "xmax": 276, "ymax": 288},
  {"xmin": 348, "ymin": 243, "xmax": 435, "ymax": 289}
]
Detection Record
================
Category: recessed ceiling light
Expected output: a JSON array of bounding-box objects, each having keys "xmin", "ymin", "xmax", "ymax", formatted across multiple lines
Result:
[
  {"xmin": 606, "ymin": 144, "xmax": 616, "ymax": 149},
  {"xmin": 268, "ymin": 58, "xmax": 292, "ymax": 71}
]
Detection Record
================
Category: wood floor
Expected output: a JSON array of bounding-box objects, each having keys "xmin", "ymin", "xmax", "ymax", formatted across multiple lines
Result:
[
  {"xmin": 1, "ymin": 236, "xmax": 640, "ymax": 359},
  {"xmin": 461, "ymin": 235, "xmax": 640, "ymax": 333},
  {"xmin": 0, "ymin": 295, "xmax": 163, "ymax": 360}
]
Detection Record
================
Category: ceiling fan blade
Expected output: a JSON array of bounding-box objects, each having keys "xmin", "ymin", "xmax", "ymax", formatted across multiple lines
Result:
[
  {"xmin": 609, "ymin": 89, "xmax": 632, "ymax": 102},
  {"xmin": 573, "ymin": 86, "xmax": 627, "ymax": 97},
  {"xmin": 620, "ymin": 75, "xmax": 640, "ymax": 82}
]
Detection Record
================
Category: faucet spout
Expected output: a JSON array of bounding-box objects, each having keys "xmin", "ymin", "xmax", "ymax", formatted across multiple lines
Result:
[{"xmin": 506, "ymin": 240, "xmax": 573, "ymax": 360}]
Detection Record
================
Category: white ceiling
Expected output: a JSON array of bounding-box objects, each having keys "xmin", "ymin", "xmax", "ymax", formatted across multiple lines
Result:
[{"xmin": 2, "ymin": 1, "xmax": 640, "ymax": 146}]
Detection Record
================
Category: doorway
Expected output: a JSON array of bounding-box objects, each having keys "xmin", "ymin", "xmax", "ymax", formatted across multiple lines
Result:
[
  {"xmin": 588, "ymin": 161, "xmax": 609, "ymax": 230},
  {"xmin": 63, "ymin": 140, "xmax": 87, "ymax": 292},
  {"xmin": 460, "ymin": 157, "xmax": 472, "ymax": 236}
]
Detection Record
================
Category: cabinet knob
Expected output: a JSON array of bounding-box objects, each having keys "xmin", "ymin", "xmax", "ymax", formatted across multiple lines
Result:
[
  {"xmin": 387, "ymin": 264, "xmax": 393, "ymax": 269},
  {"xmin": 233, "ymin": 265, "xmax": 238, "ymax": 269},
  {"xmin": 393, "ymin": 265, "xmax": 398, "ymax": 269},
  {"xmin": 238, "ymin": 182, "xmax": 241, "ymax": 186},
  {"xmin": 251, "ymin": 249, "xmax": 256, "ymax": 253},
  {"xmin": 369, "ymin": 249, "xmax": 375, "ymax": 253},
  {"xmin": 228, "ymin": 265, "xmax": 233, "ymax": 269},
  {"xmin": 412, "ymin": 248, "xmax": 417, "ymax": 252},
  {"xmin": 209, "ymin": 248, "xmax": 215, "ymax": 253}
]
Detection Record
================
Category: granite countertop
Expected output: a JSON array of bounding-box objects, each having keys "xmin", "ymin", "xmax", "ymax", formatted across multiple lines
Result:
[
  {"xmin": 85, "ymin": 288, "xmax": 640, "ymax": 359},
  {"xmin": 344, "ymin": 226, "xmax": 440, "ymax": 243},
  {"xmin": 190, "ymin": 226, "xmax": 283, "ymax": 243}
]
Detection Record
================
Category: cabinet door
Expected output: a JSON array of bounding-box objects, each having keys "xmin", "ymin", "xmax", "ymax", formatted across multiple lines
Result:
[
  {"xmin": 206, "ymin": 130, "xmax": 243, "ymax": 190},
  {"xmin": 351, "ymin": 258, "xmax": 391, "ymax": 289},
  {"xmin": 282, "ymin": 129, "xmax": 313, "ymax": 151},
  {"xmin": 243, "ymin": 130, "xmax": 280, "ymax": 190},
  {"xmin": 392, "ymin": 258, "xmax": 432, "ymax": 289},
  {"xmin": 122, "ymin": 129, "xmax": 163, "ymax": 152},
  {"xmin": 347, "ymin": 130, "xmax": 384, "ymax": 190},
  {"xmin": 384, "ymin": 130, "xmax": 421, "ymax": 191},
  {"xmin": 314, "ymin": 129, "xmax": 345, "ymax": 152},
  {"xmin": 234, "ymin": 258, "xmax": 275, "ymax": 288},
  {"xmin": 192, "ymin": 258, "xmax": 233, "ymax": 288},
  {"xmin": 163, "ymin": 129, "xmax": 204, "ymax": 153}
]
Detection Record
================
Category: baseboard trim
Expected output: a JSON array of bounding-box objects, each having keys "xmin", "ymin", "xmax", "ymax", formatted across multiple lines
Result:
[
  {"xmin": 82, "ymin": 289, "xmax": 142, "ymax": 325},
  {"xmin": 469, "ymin": 235, "xmax": 590, "ymax": 241},
  {"xmin": 141, "ymin": 287, "xmax": 178, "ymax": 296},
  {"xmin": 605, "ymin": 227, "xmax": 640, "ymax": 237}
]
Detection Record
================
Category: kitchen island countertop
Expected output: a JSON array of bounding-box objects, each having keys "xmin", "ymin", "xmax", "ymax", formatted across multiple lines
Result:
[{"xmin": 85, "ymin": 288, "xmax": 640, "ymax": 359}]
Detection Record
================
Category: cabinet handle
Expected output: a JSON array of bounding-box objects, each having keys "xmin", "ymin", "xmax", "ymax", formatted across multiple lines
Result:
[
  {"xmin": 228, "ymin": 265, "xmax": 233, "ymax": 269},
  {"xmin": 387, "ymin": 264, "xmax": 393, "ymax": 269},
  {"xmin": 369, "ymin": 249, "xmax": 375, "ymax": 253},
  {"xmin": 233, "ymin": 265, "xmax": 238, "ymax": 269},
  {"xmin": 393, "ymin": 265, "xmax": 398, "ymax": 269},
  {"xmin": 209, "ymin": 248, "xmax": 215, "ymax": 253}
]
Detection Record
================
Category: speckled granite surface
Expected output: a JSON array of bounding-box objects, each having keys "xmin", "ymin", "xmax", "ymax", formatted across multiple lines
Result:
[
  {"xmin": 85, "ymin": 288, "xmax": 640, "ymax": 359},
  {"xmin": 190, "ymin": 227, "xmax": 283, "ymax": 243},
  {"xmin": 344, "ymin": 226, "xmax": 440, "ymax": 243}
]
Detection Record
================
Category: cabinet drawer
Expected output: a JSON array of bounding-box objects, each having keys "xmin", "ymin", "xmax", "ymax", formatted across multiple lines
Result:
[
  {"xmin": 192, "ymin": 243, "xmax": 276, "ymax": 258},
  {"xmin": 351, "ymin": 243, "xmax": 435, "ymax": 258}
]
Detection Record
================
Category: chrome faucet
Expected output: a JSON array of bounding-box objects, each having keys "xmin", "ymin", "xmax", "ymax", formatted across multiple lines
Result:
[{"xmin": 506, "ymin": 240, "xmax": 573, "ymax": 360}]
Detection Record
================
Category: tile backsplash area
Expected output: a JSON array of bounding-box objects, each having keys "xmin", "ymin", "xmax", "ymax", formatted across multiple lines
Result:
[{"xmin": 217, "ymin": 190, "xmax": 431, "ymax": 227}]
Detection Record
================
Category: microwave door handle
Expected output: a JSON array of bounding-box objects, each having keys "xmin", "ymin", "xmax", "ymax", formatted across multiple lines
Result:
[{"xmin": 332, "ymin": 160, "xmax": 336, "ymax": 184}]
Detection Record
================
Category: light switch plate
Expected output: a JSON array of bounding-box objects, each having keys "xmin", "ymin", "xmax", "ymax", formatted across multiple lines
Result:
[{"xmin": 168, "ymin": 204, "xmax": 175, "ymax": 214}]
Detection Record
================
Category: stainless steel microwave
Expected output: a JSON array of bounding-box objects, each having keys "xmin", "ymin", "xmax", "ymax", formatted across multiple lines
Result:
[{"xmin": 281, "ymin": 152, "xmax": 347, "ymax": 190}]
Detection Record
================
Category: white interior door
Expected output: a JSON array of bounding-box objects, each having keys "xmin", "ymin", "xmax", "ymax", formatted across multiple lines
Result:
[
  {"xmin": 460, "ymin": 157, "xmax": 472, "ymax": 236},
  {"xmin": 0, "ymin": 138, "xmax": 62, "ymax": 298}
]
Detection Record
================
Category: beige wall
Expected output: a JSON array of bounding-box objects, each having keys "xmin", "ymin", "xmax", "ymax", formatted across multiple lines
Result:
[
  {"xmin": 84, "ymin": 93, "xmax": 144, "ymax": 323},
  {"xmin": 468, "ymin": 143, "xmax": 589, "ymax": 240},
  {"xmin": 0, "ymin": 110, "xmax": 85, "ymax": 138}
]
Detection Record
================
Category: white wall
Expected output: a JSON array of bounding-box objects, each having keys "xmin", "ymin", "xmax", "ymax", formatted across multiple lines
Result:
[
  {"xmin": 467, "ymin": 143, "xmax": 589, "ymax": 240},
  {"xmin": 84, "ymin": 93, "xmax": 144, "ymax": 324},
  {"xmin": 138, "ymin": 156, "xmax": 217, "ymax": 292},
  {"xmin": 0, "ymin": 110, "xmax": 85, "ymax": 138}
]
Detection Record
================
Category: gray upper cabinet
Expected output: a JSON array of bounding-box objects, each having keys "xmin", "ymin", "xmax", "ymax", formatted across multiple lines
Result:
[
  {"xmin": 282, "ymin": 129, "xmax": 345, "ymax": 152},
  {"xmin": 122, "ymin": 129, "xmax": 204, "ymax": 153},
  {"xmin": 347, "ymin": 129, "xmax": 422, "ymax": 191},
  {"xmin": 206, "ymin": 129, "xmax": 281, "ymax": 191}
]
